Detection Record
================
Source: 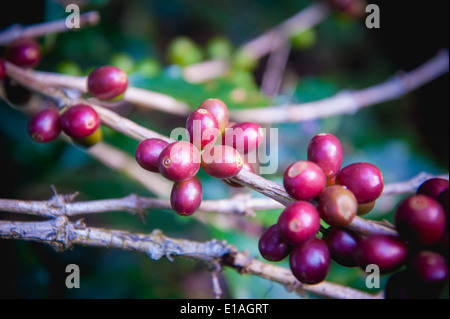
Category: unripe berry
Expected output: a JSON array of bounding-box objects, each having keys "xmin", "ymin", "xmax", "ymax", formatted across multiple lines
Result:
[
  {"xmin": 135, "ymin": 138, "xmax": 169, "ymax": 173},
  {"xmin": 222, "ymin": 122, "xmax": 264, "ymax": 154},
  {"xmin": 395, "ymin": 194, "xmax": 446, "ymax": 246},
  {"xmin": 336, "ymin": 162, "xmax": 384, "ymax": 204},
  {"xmin": 289, "ymin": 238, "xmax": 330, "ymax": 285},
  {"xmin": 27, "ymin": 108, "xmax": 61, "ymax": 143},
  {"xmin": 307, "ymin": 133, "xmax": 343, "ymax": 179},
  {"xmin": 200, "ymin": 145, "xmax": 244, "ymax": 179},
  {"xmin": 277, "ymin": 201, "xmax": 320, "ymax": 246},
  {"xmin": 198, "ymin": 98, "xmax": 229, "ymax": 135},
  {"xmin": 170, "ymin": 176, "xmax": 203, "ymax": 216},
  {"xmin": 356, "ymin": 235, "xmax": 407, "ymax": 274},
  {"xmin": 60, "ymin": 104, "xmax": 100, "ymax": 139},
  {"xmin": 258, "ymin": 224, "xmax": 290, "ymax": 262},
  {"xmin": 283, "ymin": 160, "xmax": 326, "ymax": 201},
  {"xmin": 87, "ymin": 65, "xmax": 128, "ymax": 100},
  {"xmin": 318, "ymin": 185, "xmax": 357, "ymax": 227},
  {"xmin": 186, "ymin": 108, "xmax": 219, "ymax": 150},
  {"xmin": 5, "ymin": 38, "xmax": 41, "ymax": 68},
  {"xmin": 158, "ymin": 141, "xmax": 200, "ymax": 182},
  {"xmin": 72, "ymin": 126, "xmax": 103, "ymax": 147}
]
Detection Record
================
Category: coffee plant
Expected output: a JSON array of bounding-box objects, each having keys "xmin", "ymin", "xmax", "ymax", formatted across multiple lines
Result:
[{"xmin": 0, "ymin": 0, "xmax": 448, "ymax": 300}]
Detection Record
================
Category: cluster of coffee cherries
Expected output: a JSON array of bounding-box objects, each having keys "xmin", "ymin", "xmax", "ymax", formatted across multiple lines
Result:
[
  {"xmin": 258, "ymin": 133, "xmax": 449, "ymax": 296},
  {"xmin": 135, "ymin": 98, "xmax": 264, "ymax": 216}
]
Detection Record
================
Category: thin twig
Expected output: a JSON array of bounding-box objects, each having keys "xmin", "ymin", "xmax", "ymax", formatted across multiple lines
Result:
[
  {"xmin": 230, "ymin": 50, "xmax": 450, "ymax": 123},
  {"xmin": 382, "ymin": 172, "xmax": 449, "ymax": 196},
  {"xmin": 0, "ymin": 11, "xmax": 100, "ymax": 45}
]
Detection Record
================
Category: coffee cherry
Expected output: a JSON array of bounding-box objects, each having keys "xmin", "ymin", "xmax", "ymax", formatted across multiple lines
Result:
[
  {"xmin": 307, "ymin": 133, "xmax": 343, "ymax": 179},
  {"xmin": 438, "ymin": 188, "xmax": 449, "ymax": 217},
  {"xmin": 408, "ymin": 250, "xmax": 449, "ymax": 285},
  {"xmin": 318, "ymin": 185, "xmax": 357, "ymax": 227},
  {"xmin": 5, "ymin": 38, "xmax": 41, "ymax": 68},
  {"xmin": 395, "ymin": 194, "xmax": 446, "ymax": 246},
  {"xmin": 200, "ymin": 145, "xmax": 244, "ymax": 179},
  {"xmin": 357, "ymin": 200, "xmax": 376, "ymax": 216},
  {"xmin": 72, "ymin": 126, "xmax": 103, "ymax": 147},
  {"xmin": 135, "ymin": 138, "xmax": 169, "ymax": 173},
  {"xmin": 3, "ymin": 76, "xmax": 32, "ymax": 104},
  {"xmin": 384, "ymin": 270, "xmax": 414, "ymax": 299},
  {"xmin": 0, "ymin": 58, "xmax": 5, "ymax": 80},
  {"xmin": 222, "ymin": 122, "xmax": 263, "ymax": 154},
  {"xmin": 283, "ymin": 160, "xmax": 326, "ymax": 201},
  {"xmin": 356, "ymin": 235, "xmax": 407, "ymax": 274},
  {"xmin": 158, "ymin": 141, "xmax": 200, "ymax": 182},
  {"xmin": 170, "ymin": 176, "xmax": 203, "ymax": 216},
  {"xmin": 222, "ymin": 159, "xmax": 254, "ymax": 187},
  {"xmin": 289, "ymin": 238, "xmax": 331, "ymax": 285},
  {"xmin": 198, "ymin": 98, "xmax": 229, "ymax": 135},
  {"xmin": 60, "ymin": 104, "xmax": 100, "ymax": 139},
  {"xmin": 258, "ymin": 224, "xmax": 291, "ymax": 262},
  {"xmin": 417, "ymin": 178, "xmax": 449, "ymax": 199},
  {"xmin": 167, "ymin": 36, "xmax": 203, "ymax": 67},
  {"xmin": 323, "ymin": 227, "xmax": 361, "ymax": 267},
  {"xmin": 277, "ymin": 201, "xmax": 320, "ymax": 246},
  {"xmin": 27, "ymin": 108, "xmax": 61, "ymax": 143},
  {"xmin": 186, "ymin": 108, "xmax": 219, "ymax": 150},
  {"xmin": 87, "ymin": 65, "xmax": 128, "ymax": 100},
  {"xmin": 336, "ymin": 162, "xmax": 384, "ymax": 204}
]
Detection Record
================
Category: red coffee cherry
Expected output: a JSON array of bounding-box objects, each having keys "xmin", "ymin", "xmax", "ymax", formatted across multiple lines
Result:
[
  {"xmin": 356, "ymin": 235, "xmax": 408, "ymax": 274},
  {"xmin": 289, "ymin": 238, "xmax": 331, "ymax": 285},
  {"xmin": 335, "ymin": 162, "xmax": 384, "ymax": 204},
  {"xmin": 408, "ymin": 250, "xmax": 449, "ymax": 285},
  {"xmin": 87, "ymin": 65, "xmax": 128, "ymax": 100},
  {"xmin": 0, "ymin": 58, "xmax": 5, "ymax": 80},
  {"xmin": 60, "ymin": 104, "xmax": 100, "ymax": 138},
  {"xmin": 186, "ymin": 108, "xmax": 219, "ymax": 150},
  {"xmin": 27, "ymin": 108, "xmax": 61, "ymax": 143},
  {"xmin": 258, "ymin": 224, "xmax": 291, "ymax": 262},
  {"xmin": 200, "ymin": 145, "xmax": 244, "ymax": 179},
  {"xmin": 170, "ymin": 176, "xmax": 203, "ymax": 216},
  {"xmin": 5, "ymin": 38, "xmax": 41, "ymax": 68},
  {"xmin": 283, "ymin": 160, "xmax": 326, "ymax": 201},
  {"xmin": 222, "ymin": 159, "xmax": 254, "ymax": 187},
  {"xmin": 438, "ymin": 188, "xmax": 449, "ymax": 218},
  {"xmin": 277, "ymin": 201, "xmax": 320, "ymax": 245},
  {"xmin": 417, "ymin": 178, "xmax": 449, "ymax": 199},
  {"xmin": 198, "ymin": 98, "xmax": 229, "ymax": 135},
  {"xmin": 158, "ymin": 141, "xmax": 200, "ymax": 182},
  {"xmin": 307, "ymin": 133, "xmax": 343, "ymax": 179},
  {"xmin": 395, "ymin": 194, "xmax": 446, "ymax": 246},
  {"xmin": 318, "ymin": 185, "xmax": 357, "ymax": 227},
  {"xmin": 135, "ymin": 138, "xmax": 169, "ymax": 173},
  {"xmin": 323, "ymin": 227, "xmax": 361, "ymax": 267},
  {"xmin": 222, "ymin": 122, "xmax": 264, "ymax": 154}
]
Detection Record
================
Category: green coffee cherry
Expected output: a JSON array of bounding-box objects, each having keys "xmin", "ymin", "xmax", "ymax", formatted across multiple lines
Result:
[{"xmin": 167, "ymin": 36, "xmax": 203, "ymax": 67}]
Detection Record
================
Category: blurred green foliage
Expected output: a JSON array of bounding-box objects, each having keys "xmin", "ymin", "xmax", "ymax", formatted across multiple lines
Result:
[{"xmin": 0, "ymin": 0, "xmax": 448, "ymax": 299}]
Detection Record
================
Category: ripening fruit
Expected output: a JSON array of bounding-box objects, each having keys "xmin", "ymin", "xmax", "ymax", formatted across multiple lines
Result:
[
  {"xmin": 5, "ymin": 38, "xmax": 41, "ymax": 68},
  {"xmin": 336, "ymin": 162, "xmax": 384, "ymax": 204},
  {"xmin": 186, "ymin": 108, "xmax": 219, "ymax": 150},
  {"xmin": 170, "ymin": 176, "xmax": 203, "ymax": 216},
  {"xmin": 289, "ymin": 238, "xmax": 331, "ymax": 285},
  {"xmin": 200, "ymin": 145, "xmax": 244, "ymax": 179},
  {"xmin": 135, "ymin": 138, "xmax": 169, "ymax": 173},
  {"xmin": 27, "ymin": 108, "xmax": 61, "ymax": 143},
  {"xmin": 283, "ymin": 160, "xmax": 327, "ymax": 201},
  {"xmin": 72, "ymin": 126, "xmax": 103, "ymax": 147},
  {"xmin": 222, "ymin": 122, "xmax": 264, "ymax": 154},
  {"xmin": 0, "ymin": 58, "xmax": 5, "ymax": 80},
  {"xmin": 258, "ymin": 224, "xmax": 291, "ymax": 262},
  {"xmin": 167, "ymin": 36, "xmax": 203, "ymax": 67},
  {"xmin": 395, "ymin": 194, "xmax": 446, "ymax": 246},
  {"xmin": 417, "ymin": 178, "xmax": 449, "ymax": 200},
  {"xmin": 158, "ymin": 141, "xmax": 200, "ymax": 182},
  {"xmin": 198, "ymin": 98, "xmax": 229, "ymax": 135},
  {"xmin": 87, "ymin": 65, "xmax": 128, "ymax": 100},
  {"xmin": 318, "ymin": 185, "xmax": 357, "ymax": 227},
  {"xmin": 323, "ymin": 227, "xmax": 361, "ymax": 267},
  {"xmin": 222, "ymin": 159, "xmax": 254, "ymax": 187},
  {"xmin": 60, "ymin": 104, "xmax": 100, "ymax": 139},
  {"xmin": 356, "ymin": 235, "xmax": 408, "ymax": 274},
  {"xmin": 357, "ymin": 200, "xmax": 376, "ymax": 216},
  {"xmin": 277, "ymin": 201, "xmax": 321, "ymax": 246},
  {"xmin": 307, "ymin": 133, "xmax": 343, "ymax": 179}
]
